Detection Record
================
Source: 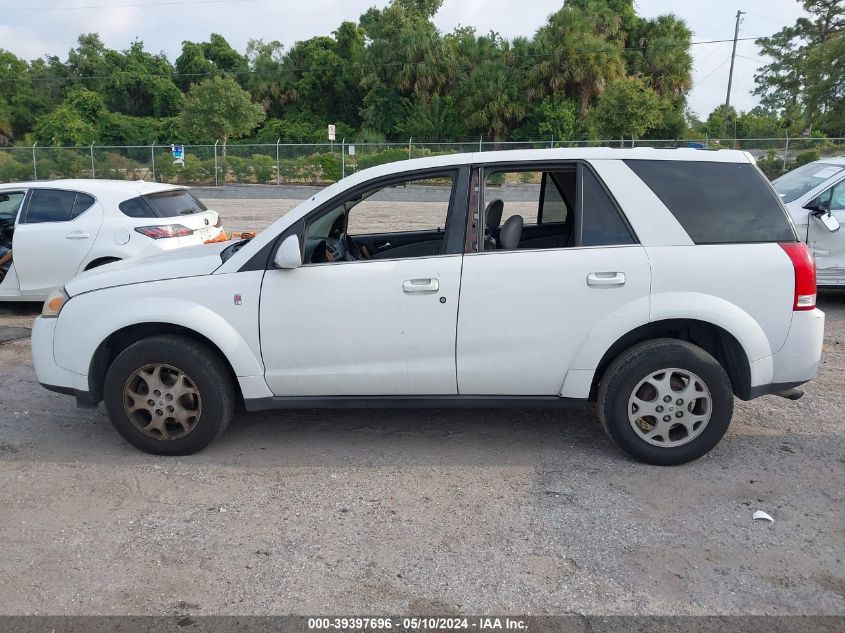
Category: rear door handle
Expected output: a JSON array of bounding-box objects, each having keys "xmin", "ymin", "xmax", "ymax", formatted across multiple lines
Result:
[
  {"xmin": 65, "ymin": 231, "xmax": 90, "ymax": 240},
  {"xmin": 587, "ymin": 272, "xmax": 626, "ymax": 287},
  {"xmin": 403, "ymin": 278, "xmax": 439, "ymax": 293}
]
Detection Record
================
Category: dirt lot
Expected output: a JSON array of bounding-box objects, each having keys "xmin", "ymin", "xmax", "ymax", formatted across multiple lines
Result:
[{"xmin": 0, "ymin": 194, "xmax": 843, "ymax": 616}]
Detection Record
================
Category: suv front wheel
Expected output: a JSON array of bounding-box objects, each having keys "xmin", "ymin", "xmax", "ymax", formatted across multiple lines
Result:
[
  {"xmin": 103, "ymin": 334, "xmax": 235, "ymax": 455},
  {"xmin": 597, "ymin": 339, "xmax": 734, "ymax": 466}
]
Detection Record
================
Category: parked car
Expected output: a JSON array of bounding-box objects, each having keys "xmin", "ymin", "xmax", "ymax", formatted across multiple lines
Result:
[
  {"xmin": 31, "ymin": 149, "xmax": 824, "ymax": 465},
  {"xmin": 773, "ymin": 156, "xmax": 844, "ymax": 286},
  {"xmin": 0, "ymin": 179, "xmax": 224, "ymax": 301}
]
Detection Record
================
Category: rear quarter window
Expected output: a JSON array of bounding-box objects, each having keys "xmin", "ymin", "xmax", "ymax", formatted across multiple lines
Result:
[{"xmin": 624, "ymin": 160, "xmax": 796, "ymax": 244}]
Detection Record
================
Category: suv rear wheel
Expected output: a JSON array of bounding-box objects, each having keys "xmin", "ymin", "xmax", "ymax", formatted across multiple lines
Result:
[
  {"xmin": 597, "ymin": 339, "xmax": 734, "ymax": 466},
  {"xmin": 103, "ymin": 334, "xmax": 235, "ymax": 455}
]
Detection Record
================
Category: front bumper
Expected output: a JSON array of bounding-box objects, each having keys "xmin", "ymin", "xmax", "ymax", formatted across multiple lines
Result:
[{"xmin": 31, "ymin": 316, "xmax": 92, "ymax": 404}]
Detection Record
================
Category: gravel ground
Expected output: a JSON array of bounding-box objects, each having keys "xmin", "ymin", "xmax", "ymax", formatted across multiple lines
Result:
[
  {"xmin": 0, "ymin": 290, "xmax": 843, "ymax": 616},
  {"xmin": 0, "ymin": 194, "xmax": 843, "ymax": 616}
]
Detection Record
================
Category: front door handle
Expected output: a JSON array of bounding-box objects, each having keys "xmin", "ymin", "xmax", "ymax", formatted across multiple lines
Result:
[
  {"xmin": 65, "ymin": 231, "xmax": 90, "ymax": 240},
  {"xmin": 403, "ymin": 278, "xmax": 439, "ymax": 293},
  {"xmin": 587, "ymin": 272, "xmax": 626, "ymax": 287}
]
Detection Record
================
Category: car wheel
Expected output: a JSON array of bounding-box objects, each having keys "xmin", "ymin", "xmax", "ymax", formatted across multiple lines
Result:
[
  {"xmin": 597, "ymin": 338, "xmax": 733, "ymax": 466},
  {"xmin": 103, "ymin": 334, "xmax": 235, "ymax": 455}
]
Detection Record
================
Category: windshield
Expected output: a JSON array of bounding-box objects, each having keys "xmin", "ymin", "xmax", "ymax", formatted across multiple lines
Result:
[{"xmin": 773, "ymin": 162, "xmax": 845, "ymax": 203}]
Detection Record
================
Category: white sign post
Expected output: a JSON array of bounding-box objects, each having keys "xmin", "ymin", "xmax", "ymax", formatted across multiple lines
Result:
[{"xmin": 328, "ymin": 125, "xmax": 336, "ymax": 141}]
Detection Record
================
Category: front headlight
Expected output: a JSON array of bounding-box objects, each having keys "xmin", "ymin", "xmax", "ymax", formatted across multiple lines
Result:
[{"xmin": 42, "ymin": 287, "xmax": 69, "ymax": 318}]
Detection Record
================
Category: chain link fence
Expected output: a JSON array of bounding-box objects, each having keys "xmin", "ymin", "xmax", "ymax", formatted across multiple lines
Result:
[{"xmin": 1, "ymin": 137, "xmax": 844, "ymax": 186}]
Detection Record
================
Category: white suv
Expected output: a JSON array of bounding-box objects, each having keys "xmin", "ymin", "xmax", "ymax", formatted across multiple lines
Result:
[
  {"xmin": 0, "ymin": 179, "xmax": 224, "ymax": 301},
  {"xmin": 31, "ymin": 149, "xmax": 825, "ymax": 465}
]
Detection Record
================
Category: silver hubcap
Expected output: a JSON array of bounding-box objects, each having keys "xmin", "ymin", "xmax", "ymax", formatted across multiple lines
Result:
[
  {"xmin": 628, "ymin": 368, "xmax": 712, "ymax": 447},
  {"xmin": 123, "ymin": 363, "xmax": 202, "ymax": 440}
]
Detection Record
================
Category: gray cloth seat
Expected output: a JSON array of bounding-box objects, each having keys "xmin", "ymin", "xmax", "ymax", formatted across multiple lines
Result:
[
  {"xmin": 483, "ymin": 199, "xmax": 504, "ymax": 250},
  {"xmin": 498, "ymin": 215, "xmax": 523, "ymax": 250}
]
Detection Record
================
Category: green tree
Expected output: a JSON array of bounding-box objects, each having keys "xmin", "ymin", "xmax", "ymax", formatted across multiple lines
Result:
[
  {"xmin": 459, "ymin": 61, "xmax": 526, "ymax": 140},
  {"xmin": 34, "ymin": 88, "xmax": 105, "ymax": 145},
  {"xmin": 589, "ymin": 76, "xmax": 663, "ymax": 139},
  {"xmin": 179, "ymin": 76, "xmax": 265, "ymax": 154},
  {"xmin": 755, "ymin": 0, "xmax": 844, "ymax": 133},
  {"xmin": 530, "ymin": 1, "xmax": 627, "ymax": 115}
]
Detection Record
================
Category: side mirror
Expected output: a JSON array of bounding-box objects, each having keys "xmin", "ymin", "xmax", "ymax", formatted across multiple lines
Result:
[
  {"xmin": 274, "ymin": 234, "xmax": 302, "ymax": 269},
  {"xmin": 812, "ymin": 209, "xmax": 841, "ymax": 233},
  {"xmin": 805, "ymin": 201, "xmax": 840, "ymax": 233}
]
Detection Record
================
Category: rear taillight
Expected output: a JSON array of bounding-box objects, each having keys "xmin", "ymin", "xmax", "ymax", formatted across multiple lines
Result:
[
  {"xmin": 134, "ymin": 224, "xmax": 194, "ymax": 239},
  {"xmin": 779, "ymin": 242, "xmax": 816, "ymax": 311}
]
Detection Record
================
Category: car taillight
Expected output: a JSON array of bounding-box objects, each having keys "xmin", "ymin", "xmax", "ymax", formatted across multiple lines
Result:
[
  {"xmin": 779, "ymin": 242, "xmax": 816, "ymax": 311},
  {"xmin": 134, "ymin": 224, "xmax": 194, "ymax": 239}
]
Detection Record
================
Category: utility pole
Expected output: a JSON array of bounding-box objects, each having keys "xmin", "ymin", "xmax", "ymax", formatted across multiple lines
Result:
[{"xmin": 725, "ymin": 10, "xmax": 745, "ymax": 108}]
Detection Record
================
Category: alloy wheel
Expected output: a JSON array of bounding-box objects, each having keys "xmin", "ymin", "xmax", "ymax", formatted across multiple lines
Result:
[
  {"xmin": 627, "ymin": 368, "xmax": 712, "ymax": 447},
  {"xmin": 123, "ymin": 363, "xmax": 202, "ymax": 440}
]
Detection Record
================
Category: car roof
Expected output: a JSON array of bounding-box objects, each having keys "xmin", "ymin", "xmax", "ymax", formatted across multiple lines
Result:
[
  {"xmin": 0, "ymin": 179, "xmax": 185, "ymax": 194},
  {"xmin": 809, "ymin": 155, "xmax": 845, "ymax": 166}
]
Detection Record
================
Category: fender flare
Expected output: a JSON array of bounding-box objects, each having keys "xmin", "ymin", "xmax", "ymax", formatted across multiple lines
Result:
[
  {"xmin": 649, "ymin": 292, "xmax": 773, "ymax": 362},
  {"xmin": 560, "ymin": 292, "xmax": 773, "ymax": 399},
  {"xmin": 55, "ymin": 296, "xmax": 264, "ymax": 378}
]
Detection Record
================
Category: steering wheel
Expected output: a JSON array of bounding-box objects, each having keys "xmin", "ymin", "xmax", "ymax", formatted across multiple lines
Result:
[{"xmin": 339, "ymin": 233, "xmax": 363, "ymax": 261}]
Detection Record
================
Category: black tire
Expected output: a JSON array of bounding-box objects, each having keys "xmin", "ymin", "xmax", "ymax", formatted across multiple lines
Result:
[
  {"xmin": 597, "ymin": 338, "xmax": 734, "ymax": 466},
  {"xmin": 103, "ymin": 334, "xmax": 235, "ymax": 456}
]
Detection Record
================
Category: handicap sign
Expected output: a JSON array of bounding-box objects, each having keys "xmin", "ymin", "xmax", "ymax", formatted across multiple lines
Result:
[{"xmin": 171, "ymin": 144, "xmax": 185, "ymax": 166}]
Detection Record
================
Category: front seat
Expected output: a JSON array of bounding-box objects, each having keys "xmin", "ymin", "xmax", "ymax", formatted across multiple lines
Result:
[
  {"xmin": 498, "ymin": 215, "xmax": 523, "ymax": 250},
  {"xmin": 484, "ymin": 199, "xmax": 504, "ymax": 250}
]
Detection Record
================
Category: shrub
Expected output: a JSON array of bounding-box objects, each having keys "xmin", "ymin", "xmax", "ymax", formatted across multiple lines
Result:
[
  {"xmin": 320, "ymin": 153, "xmax": 341, "ymax": 182},
  {"xmin": 792, "ymin": 151, "xmax": 820, "ymax": 169},
  {"xmin": 0, "ymin": 153, "xmax": 33, "ymax": 181},
  {"xmin": 356, "ymin": 147, "xmax": 411, "ymax": 170},
  {"xmin": 225, "ymin": 156, "xmax": 253, "ymax": 182},
  {"xmin": 251, "ymin": 154, "xmax": 276, "ymax": 183},
  {"xmin": 755, "ymin": 149, "xmax": 784, "ymax": 180}
]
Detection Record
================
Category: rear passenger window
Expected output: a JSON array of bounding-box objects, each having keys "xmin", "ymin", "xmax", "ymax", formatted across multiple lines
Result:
[
  {"xmin": 625, "ymin": 160, "xmax": 796, "ymax": 244},
  {"xmin": 481, "ymin": 165, "xmax": 634, "ymax": 251},
  {"xmin": 540, "ymin": 174, "xmax": 568, "ymax": 224},
  {"xmin": 25, "ymin": 189, "xmax": 79, "ymax": 223},
  {"xmin": 72, "ymin": 193, "xmax": 96, "ymax": 218},
  {"xmin": 581, "ymin": 169, "xmax": 635, "ymax": 247}
]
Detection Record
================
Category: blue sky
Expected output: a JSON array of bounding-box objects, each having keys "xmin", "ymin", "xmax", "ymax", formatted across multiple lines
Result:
[{"xmin": 0, "ymin": 0, "xmax": 809, "ymax": 117}]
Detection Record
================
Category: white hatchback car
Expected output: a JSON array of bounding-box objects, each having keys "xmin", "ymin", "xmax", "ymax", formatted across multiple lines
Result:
[
  {"xmin": 32, "ymin": 149, "xmax": 825, "ymax": 465},
  {"xmin": 0, "ymin": 179, "xmax": 224, "ymax": 301},
  {"xmin": 773, "ymin": 156, "xmax": 845, "ymax": 286}
]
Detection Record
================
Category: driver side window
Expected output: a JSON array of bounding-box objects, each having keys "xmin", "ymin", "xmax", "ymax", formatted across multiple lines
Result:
[{"xmin": 303, "ymin": 172, "xmax": 459, "ymax": 264}]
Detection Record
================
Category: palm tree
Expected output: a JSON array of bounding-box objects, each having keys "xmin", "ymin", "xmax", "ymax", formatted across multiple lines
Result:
[
  {"xmin": 460, "ymin": 61, "xmax": 527, "ymax": 140},
  {"xmin": 529, "ymin": 4, "xmax": 626, "ymax": 116}
]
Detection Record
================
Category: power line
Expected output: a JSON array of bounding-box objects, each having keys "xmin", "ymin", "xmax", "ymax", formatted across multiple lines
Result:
[
  {"xmin": 0, "ymin": 0, "xmax": 257, "ymax": 10},
  {"xmin": 696, "ymin": 57, "xmax": 732, "ymax": 85},
  {"xmin": 1, "ymin": 34, "xmax": 776, "ymax": 85}
]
